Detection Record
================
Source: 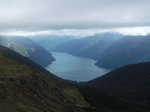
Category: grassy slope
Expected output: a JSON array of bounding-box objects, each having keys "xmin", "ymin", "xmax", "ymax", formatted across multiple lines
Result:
[
  {"xmin": 0, "ymin": 46, "xmax": 150, "ymax": 112},
  {"xmin": 0, "ymin": 46, "xmax": 90, "ymax": 112},
  {"xmin": 89, "ymin": 62, "xmax": 150, "ymax": 106}
]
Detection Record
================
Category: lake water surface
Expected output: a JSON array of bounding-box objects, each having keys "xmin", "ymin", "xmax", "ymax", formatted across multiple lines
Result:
[{"xmin": 46, "ymin": 52, "xmax": 109, "ymax": 81}]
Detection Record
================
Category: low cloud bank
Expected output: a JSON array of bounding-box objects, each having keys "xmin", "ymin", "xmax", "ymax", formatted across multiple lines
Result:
[{"xmin": 1, "ymin": 26, "xmax": 150, "ymax": 38}]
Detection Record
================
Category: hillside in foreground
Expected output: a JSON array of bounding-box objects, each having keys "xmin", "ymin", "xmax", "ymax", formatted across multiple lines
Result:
[
  {"xmin": 89, "ymin": 62, "xmax": 150, "ymax": 106},
  {"xmin": 0, "ymin": 46, "xmax": 90, "ymax": 112},
  {"xmin": 0, "ymin": 45, "xmax": 149, "ymax": 112}
]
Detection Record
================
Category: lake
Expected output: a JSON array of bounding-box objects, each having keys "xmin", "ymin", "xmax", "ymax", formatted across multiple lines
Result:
[{"xmin": 46, "ymin": 52, "xmax": 109, "ymax": 81}]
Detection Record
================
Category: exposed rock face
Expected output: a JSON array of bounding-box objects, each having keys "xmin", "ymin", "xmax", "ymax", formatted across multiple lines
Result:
[{"xmin": 0, "ymin": 36, "xmax": 55, "ymax": 67}]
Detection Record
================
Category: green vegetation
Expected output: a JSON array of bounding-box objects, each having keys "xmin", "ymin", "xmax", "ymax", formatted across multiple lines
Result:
[
  {"xmin": 0, "ymin": 46, "xmax": 90, "ymax": 112},
  {"xmin": 0, "ymin": 45, "xmax": 149, "ymax": 112}
]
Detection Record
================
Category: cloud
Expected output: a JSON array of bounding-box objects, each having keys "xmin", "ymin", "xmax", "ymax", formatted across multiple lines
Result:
[
  {"xmin": 1, "ymin": 26, "xmax": 150, "ymax": 37},
  {"xmin": 0, "ymin": 0, "xmax": 150, "ymax": 29}
]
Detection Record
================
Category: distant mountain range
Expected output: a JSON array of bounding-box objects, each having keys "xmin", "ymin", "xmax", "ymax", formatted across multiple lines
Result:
[
  {"xmin": 40, "ymin": 33, "xmax": 150, "ymax": 70},
  {"xmin": 96, "ymin": 35, "xmax": 150, "ymax": 69},
  {"xmin": 0, "ymin": 36, "xmax": 55, "ymax": 67},
  {"xmin": 33, "ymin": 36, "xmax": 73, "ymax": 51},
  {"xmin": 52, "ymin": 33, "xmax": 122, "ymax": 60}
]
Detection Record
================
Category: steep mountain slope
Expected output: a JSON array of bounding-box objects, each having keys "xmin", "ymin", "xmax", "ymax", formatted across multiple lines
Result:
[
  {"xmin": 0, "ymin": 36, "xmax": 55, "ymax": 67},
  {"xmin": 78, "ymin": 85, "xmax": 150, "ymax": 112},
  {"xmin": 53, "ymin": 33, "xmax": 122, "ymax": 59},
  {"xmin": 53, "ymin": 36, "xmax": 99, "ymax": 55},
  {"xmin": 88, "ymin": 62, "xmax": 150, "ymax": 105},
  {"xmin": 0, "ymin": 46, "xmax": 90, "ymax": 112},
  {"xmin": 76, "ymin": 33, "xmax": 121, "ymax": 59},
  {"xmin": 52, "ymin": 33, "xmax": 150, "ymax": 70},
  {"xmin": 96, "ymin": 35, "xmax": 150, "ymax": 69},
  {"xmin": 0, "ymin": 46, "xmax": 148, "ymax": 112},
  {"xmin": 32, "ymin": 36, "xmax": 73, "ymax": 51}
]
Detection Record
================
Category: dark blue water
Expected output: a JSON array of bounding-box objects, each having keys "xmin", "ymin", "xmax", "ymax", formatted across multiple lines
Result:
[{"xmin": 46, "ymin": 52, "xmax": 109, "ymax": 81}]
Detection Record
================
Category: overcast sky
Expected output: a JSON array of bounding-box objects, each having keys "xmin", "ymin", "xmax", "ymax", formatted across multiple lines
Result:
[{"xmin": 0, "ymin": 0, "xmax": 150, "ymax": 30}]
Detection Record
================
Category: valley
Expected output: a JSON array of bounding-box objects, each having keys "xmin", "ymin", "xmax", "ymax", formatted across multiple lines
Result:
[
  {"xmin": 0, "ymin": 0, "xmax": 150, "ymax": 111},
  {"xmin": 0, "ymin": 32, "xmax": 150, "ymax": 112},
  {"xmin": 37, "ymin": 34, "xmax": 150, "ymax": 70},
  {"xmin": 0, "ymin": 45, "xmax": 149, "ymax": 112},
  {"xmin": 46, "ymin": 52, "xmax": 109, "ymax": 81}
]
